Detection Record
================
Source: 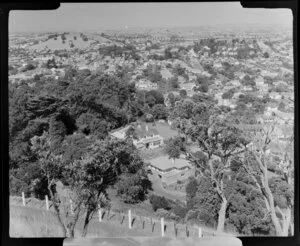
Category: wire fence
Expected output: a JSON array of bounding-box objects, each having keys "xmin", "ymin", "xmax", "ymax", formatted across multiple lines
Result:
[{"xmin": 11, "ymin": 193, "xmax": 223, "ymax": 238}]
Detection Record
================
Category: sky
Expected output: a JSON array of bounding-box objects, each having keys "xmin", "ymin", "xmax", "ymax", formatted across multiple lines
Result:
[{"xmin": 9, "ymin": 2, "xmax": 293, "ymax": 33}]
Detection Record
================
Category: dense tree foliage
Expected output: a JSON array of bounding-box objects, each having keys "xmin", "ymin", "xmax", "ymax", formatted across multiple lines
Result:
[
  {"xmin": 28, "ymin": 131, "xmax": 151, "ymax": 237},
  {"xmin": 115, "ymin": 172, "xmax": 152, "ymax": 204},
  {"xmin": 9, "ymin": 71, "xmax": 150, "ymax": 198},
  {"xmin": 163, "ymin": 136, "xmax": 186, "ymax": 162},
  {"xmin": 149, "ymin": 194, "xmax": 171, "ymax": 211},
  {"xmin": 151, "ymin": 104, "xmax": 168, "ymax": 120}
]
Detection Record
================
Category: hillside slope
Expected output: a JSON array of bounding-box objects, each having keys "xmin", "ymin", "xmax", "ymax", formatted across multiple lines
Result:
[
  {"xmin": 10, "ymin": 205, "xmax": 149, "ymax": 238},
  {"xmin": 9, "ymin": 199, "xmax": 225, "ymax": 238}
]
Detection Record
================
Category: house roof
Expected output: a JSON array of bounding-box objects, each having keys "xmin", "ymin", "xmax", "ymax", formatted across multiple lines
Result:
[
  {"xmin": 149, "ymin": 155, "xmax": 192, "ymax": 171},
  {"xmin": 141, "ymin": 136, "xmax": 163, "ymax": 144},
  {"xmin": 110, "ymin": 123, "xmax": 160, "ymax": 139},
  {"xmin": 134, "ymin": 123, "xmax": 159, "ymax": 138}
]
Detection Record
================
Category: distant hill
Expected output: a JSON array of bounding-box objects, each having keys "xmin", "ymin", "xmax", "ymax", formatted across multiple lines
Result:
[{"xmin": 28, "ymin": 32, "xmax": 112, "ymax": 51}]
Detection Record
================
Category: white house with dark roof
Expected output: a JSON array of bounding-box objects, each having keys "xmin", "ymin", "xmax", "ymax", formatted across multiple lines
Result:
[
  {"xmin": 110, "ymin": 123, "xmax": 164, "ymax": 149},
  {"xmin": 135, "ymin": 79, "xmax": 158, "ymax": 91},
  {"xmin": 147, "ymin": 155, "xmax": 195, "ymax": 185}
]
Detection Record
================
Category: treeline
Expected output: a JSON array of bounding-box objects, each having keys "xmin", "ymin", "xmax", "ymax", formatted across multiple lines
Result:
[
  {"xmin": 193, "ymin": 38, "xmax": 261, "ymax": 59},
  {"xmin": 98, "ymin": 45, "xmax": 141, "ymax": 60}
]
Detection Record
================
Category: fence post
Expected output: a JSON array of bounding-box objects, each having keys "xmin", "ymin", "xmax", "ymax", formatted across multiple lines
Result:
[
  {"xmin": 198, "ymin": 227, "xmax": 202, "ymax": 238},
  {"xmin": 45, "ymin": 195, "xmax": 49, "ymax": 210},
  {"xmin": 128, "ymin": 210, "xmax": 132, "ymax": 229},
  {"xmin": 121, "ymin": 215, "xmax": 125, "ymax": 224},
  {"xmin": 161, "ymin": 218, "xmax": 165, "ymax": 237},
  {"xmin": 98, "ymin": 204, "xmax": 102, "ymax": 222},
  {"xmin": 22, "ymin": 192, "xmax": 26, "ymax": 206}
]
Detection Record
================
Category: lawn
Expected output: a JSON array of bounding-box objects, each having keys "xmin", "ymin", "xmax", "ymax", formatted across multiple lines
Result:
[{"xmin": 146, "ymin": 122, "xmax": 178, "ymax": 140}]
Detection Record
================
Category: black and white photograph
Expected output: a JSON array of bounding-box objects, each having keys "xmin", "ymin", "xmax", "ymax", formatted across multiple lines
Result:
[{"xmin": 8, "ymin": 2, "xmax": 294, "ymax": 239}]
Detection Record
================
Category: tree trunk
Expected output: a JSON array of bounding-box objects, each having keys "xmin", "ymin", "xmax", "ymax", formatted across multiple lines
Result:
[
  {"xmin": 66, "ymin": 227, "xmax": 74, "ymax": 238},
  {"xmin": 54, "ymin": 209, "xmax": 67, "ymax": 237},
  {"xmin": 266, "ymin": 191, "xmax": 284, "ymax": 236},
  {"xmin": 270, "ymin": 207, "xmax": 283, "ymax": 236},
  {"xmin": 290, "ymin": 221, "xmax": 294, "ymax": 236},
  {"xmin": 262, "ymin": 163, "xmax": 284, "ymax": 236},
  {"xmin": 217, "ymin": 197, "xmax": 227, "ymax": 233},
  {"xmin": 82, "ymin": 225, "xmax": 88, "ymax": 237},
  {"xmin": 81, "ymin": 210, "xmax": 92, "ymax": 237},
  {"xmin": 68, "ymin": 204, "xmax": 82, "ymax": 238},
  {"xmin": 282, "ymin": 207, "xmax": 292, "ymax": 236},
  {"xmin": 48, "ymin": 184, "xmax": 67, "ymax": 237}
]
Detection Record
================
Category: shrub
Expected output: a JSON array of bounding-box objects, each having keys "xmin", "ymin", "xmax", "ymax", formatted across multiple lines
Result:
[
  {"xmin": 171, "ymin": 204, "xmax": 187, "ymax": 220},
  {"xmin": 156, "ymin": 208, "xmax": 180, "ymax": 222},
  {"xmin": 185, "ymin": 208, "xmax": 216, "ymax": 227},
  {"xmin": 185, "ymin": 177, "xmax": 198, "ymax": 202},
  {"xmin": 149, "ymin": 194, "xmax": 171, "ymax": 211},
  {"xmin": 10, "ymin": 68, "xmax": 18, "ymax": 75},
  {"xmin": 263, "ymin": 52, "xmax": 269, "ymax": 58},
  {"xmin": 179, "ymin": 89, "xmax": 187, "ymax": 97},
  {"xmin": 115, "ymin": 173, "xmax": 151, "ymax": 204},
  {"xmin": 222, "ymin": 89, "xmax": 235, "ymax": 99},
  {"xmin": 33, "ymin": 74, "xmax": 41, "ymax": 81},
  {"xmin": 151, "ymin": 104, "xmax": 168, "ymax": 120},
  {"xmin": 198, "ymin": 84, "xmax": 209, "ymax": 93},
  {"xmin": 25, "ymin": 63, "xmax": 36, "ymax": 71}
]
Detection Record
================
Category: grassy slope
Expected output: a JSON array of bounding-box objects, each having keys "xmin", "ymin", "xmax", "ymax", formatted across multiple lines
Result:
[
  {"xmin": 10, "ymin": 205, "xmax": 64, "ymax": 237},
  {"xmin": 10, "ymin": 196, "xmax": 224, "ymax": 238},
  {"xmin": 9, "ymin": 204, "xmax": 150, "ymax": 238}
]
